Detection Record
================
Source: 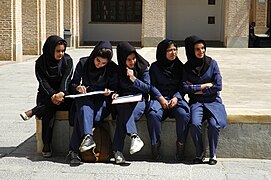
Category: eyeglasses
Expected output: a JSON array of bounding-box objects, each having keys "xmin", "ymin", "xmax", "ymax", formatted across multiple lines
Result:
[{"xmin": 166, "ymin": 48, "xmax": 177, "ymax": 52}]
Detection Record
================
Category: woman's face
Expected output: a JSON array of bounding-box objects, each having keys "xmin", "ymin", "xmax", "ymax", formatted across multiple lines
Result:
[
  {"xmin": 194, "ymin": 42, "xmax": 205, "ymax": 59},
  {"xmin": 126, "ymin": 52, "xmax": 136, "ymax": 69},
  {"xmin": 94, "ymin": 56, "xmax": 108, "ymax": 68},
  {"xmin": 54, "ymin": 44, "xmax": 65, "ymax": 61},
  {"xmin": 166, "ymin": 44, "xmax": 177, "ymax": 61}
]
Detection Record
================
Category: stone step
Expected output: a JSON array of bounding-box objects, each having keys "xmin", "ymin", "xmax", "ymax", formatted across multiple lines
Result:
[{"xmin": 36, "ymin": 111, "xmax": 271, "ymax": 160}]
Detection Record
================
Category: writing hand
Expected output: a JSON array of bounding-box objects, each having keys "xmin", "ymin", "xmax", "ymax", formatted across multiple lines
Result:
[
  {"xmin": 76, "ymin": 85, "xmax": 87, "ymax": 94},
  {"xmin": 112, "ymin": 93, "xmax": 119, "ymax": 99}
]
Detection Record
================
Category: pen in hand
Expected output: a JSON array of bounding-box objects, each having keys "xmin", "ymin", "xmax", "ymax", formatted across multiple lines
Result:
[{"xmin": 77, "ymin": 85, "xmax": 89, "ymax": 94}]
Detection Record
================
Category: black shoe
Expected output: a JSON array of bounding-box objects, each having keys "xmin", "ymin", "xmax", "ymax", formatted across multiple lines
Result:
[
  {"xmin": 79, "ymin": 134, "xmax": 96, "ymax": 152},
  {"xmin": 113, "ymin": 151, "xmax": 126, "ymax": 164},
  {"xmin": 175, "ymin": 141, "xmax": 185, "ymax": 161},
  {"xmin": 193, "ymin": 158, "xmax": 204, "ymax": 164},
  {"xmin": 67, "ymin": 151, "xmax": 81, "ymax": 166},
  {"xmin": 209, "ymin": 158, "xmax": 217, "ymax": 165},
  {"xmin": 42, "ymin": 144, "xmax": 52, "ymax": 158},
  {"xmin": 151, "ymin": 141, "xmax": 161, "ymax": 161}
]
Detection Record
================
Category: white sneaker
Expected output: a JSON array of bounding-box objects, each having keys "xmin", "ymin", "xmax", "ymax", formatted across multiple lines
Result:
[
  {"xmin": 129, "ymin": 135, "xmax": 144, "ymax": 154},
  {"xmin": 114, "ymin": 151, "xmax": 125, "ymax": 164}
]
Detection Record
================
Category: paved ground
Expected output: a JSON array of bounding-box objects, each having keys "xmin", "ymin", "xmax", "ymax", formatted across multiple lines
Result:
[{"xmin": 0, "ymin": 47, "xmax": 271, "ymax": 179}]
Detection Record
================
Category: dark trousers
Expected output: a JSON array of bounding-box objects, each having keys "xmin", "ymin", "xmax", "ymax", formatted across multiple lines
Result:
[
  {"xmin": 190, "ymin": 105, "xmax": 220, "ymax": 159},
  {"xmin": 112, "ymin": 101, "xmax": 145, "ymax": 152},
  {"xmin": 40, "ymin": 100, "xmax": 71, "ymax": 145}
]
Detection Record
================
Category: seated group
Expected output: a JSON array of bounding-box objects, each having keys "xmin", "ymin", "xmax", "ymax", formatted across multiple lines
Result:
[{"xmin": 20, "ymin": 35, "xmax": 227, "ymax": 166}]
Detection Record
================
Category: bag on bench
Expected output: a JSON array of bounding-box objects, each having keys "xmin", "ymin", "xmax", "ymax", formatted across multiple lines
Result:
[{"xmin": 80, "ymin": 124, "xmax": 112, "ymax": 162}]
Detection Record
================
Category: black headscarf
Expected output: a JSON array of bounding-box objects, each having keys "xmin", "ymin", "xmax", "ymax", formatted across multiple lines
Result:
[
  {"xmin": 83, "ymin": 41, "xmax": 113, "ymax": 85},
  {"xmin": 184, "ymin": 35, "xmax": 211, "ymax": 76},
  {"xmin": 156, "ymin": 39, "xmax": 183, "ymax": 79},
  {"xmin": 37, "ymin": 35, "xmax": 67, "ymax": 80},
  {"xmin": 117, "ymin": 42, "xmax": 149, "ymax": 82}
]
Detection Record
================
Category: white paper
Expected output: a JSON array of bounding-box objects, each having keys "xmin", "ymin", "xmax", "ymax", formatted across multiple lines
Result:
[
  {"xmin": 112, "ymin": 94, "xmax": 143, "ymax": 104},
  {"xmin": 65, "ymin": 90, "xmax": 113, "ymax": 98}
]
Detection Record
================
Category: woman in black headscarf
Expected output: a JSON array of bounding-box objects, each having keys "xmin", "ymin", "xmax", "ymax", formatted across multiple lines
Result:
[
  {"xmin": 146, "ymin": 39, "xmax": 190, "ymax": 161},
  {"xmin": 21, "ymin": 35, "xmax": 74, "ymax": 158},
  {"xmin": 68, "ymin": 41, "xmax": 118, "ymax": 166},
  {"xmin": 183, "ymin": 35, "xmax": 227, "ymax": 165},
  {"xmin": 111, "ymin": 42, "xmax": 150, "ymax": 164}
]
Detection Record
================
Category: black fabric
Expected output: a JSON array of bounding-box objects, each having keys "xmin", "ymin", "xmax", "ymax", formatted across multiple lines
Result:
[
  {"xmin": 37, "ymin": 35, "xmax": 67, "ymax": 81},
  {"xmin": 184, "ymin": 35, "xmax": 211, "ymax": 76},
  {"xmin": 116, "ymin": 42, "xmax": 149, "ymax": 83},
  {"xmin": 82, "ymin": 41, "xmax": 112, "ymax": 88},
  {"xmin": 156, "ymin": 39, "xmax": 183, "ymax": 80}
]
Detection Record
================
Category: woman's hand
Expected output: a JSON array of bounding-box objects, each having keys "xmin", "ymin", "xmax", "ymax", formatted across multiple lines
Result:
[
  {"xmin": 104, "ymin": 88, "xmax": 112, "ymax": 96},
  {"xmin": 158, "ymin": 96, "xmax": 169, "ymax": 109},
  {"xmin": 201, "ymin": 82, "xmax": 213, "ymax": 90},
  {"xmin": 194, "ymin": 82, "xmax": 213, "ymax": 94},
  {"xmin": 76, "ymin": 85, "xmax": 87, "ymax": 94},
  {"xmin": 168, "ymin": 97, "xmax": 178, "ymax": 109},
  {"xmin": 51, "ymin": 92, "xmax": 64, "ymax": 105},
  {"xmin": 127, "ymin": 67, "xmax": 136, "ymax": 82},
  {"xmin": 112, "ymin": 93, "xmax": 119, "ymax": 99}
]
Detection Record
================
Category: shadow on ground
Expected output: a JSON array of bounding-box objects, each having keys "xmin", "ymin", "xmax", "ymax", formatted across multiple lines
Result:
[
  {"xmin": 0, "ymin": 134, "xmax": 200, "ymax": 166},
  {"xmin": 0, "ymin": 135, "xmax": 68, "ymax": 164}
]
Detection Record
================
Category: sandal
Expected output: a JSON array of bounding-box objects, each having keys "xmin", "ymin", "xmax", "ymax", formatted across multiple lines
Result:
[{"xmin": 20, "ymin": 112, "xmax": 30, "ymax": 121}]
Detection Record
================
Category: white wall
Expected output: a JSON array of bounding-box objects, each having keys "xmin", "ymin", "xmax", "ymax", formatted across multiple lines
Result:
[
  {"xmin": 80, "ymin": 0, "xmax": 141, "ymax": 43},
  {"xmin": 166, "ymin": 0, "xmax": 224, "ymax": 41}
]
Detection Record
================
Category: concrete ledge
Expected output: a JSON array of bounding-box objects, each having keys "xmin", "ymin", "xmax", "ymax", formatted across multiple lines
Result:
[
  {"xmin": 227, "ymin": 114, "xmax": 271, "ymax": 124},
  {"xmin": 36, "ymin": 111, "xmax": 271, "ymax": 159}
]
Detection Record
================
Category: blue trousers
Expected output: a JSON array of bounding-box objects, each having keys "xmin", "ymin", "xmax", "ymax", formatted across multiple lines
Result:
[
  {"xmin": 146, "ymin": 104, "xmax": 190, "ymax": 145},
  {"xmin": 69, "ymin": 96, "xmax": 110, "ymax": 152},
  {"xmin": 190, "ymin": 104, "xmax": 220, "ymax": 159},
  {"xmin": 112, "ymin": 101, "xmax": 145, "ymax": 152}
]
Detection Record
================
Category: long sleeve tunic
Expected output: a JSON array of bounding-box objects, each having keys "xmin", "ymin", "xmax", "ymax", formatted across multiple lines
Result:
[
  {"xmin": 148, "ymin": 61, "xmax": 189, "ymax": 112},
  {"xmin": 35, "ymin": 54, "xmax": 73, "ymax": 97},
  {"xmin": 183, "ymin": 59, "xmax": 227, "ymax": 128}
]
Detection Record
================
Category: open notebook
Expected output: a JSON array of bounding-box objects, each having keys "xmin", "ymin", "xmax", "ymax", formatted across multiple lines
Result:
[
  {"xmin": 65, "ymin": 90, "xmax": 113, "ymax": 98},
  {"xmin": 112, "ymin": 94, "xmax": 143, "ymax": 104}
]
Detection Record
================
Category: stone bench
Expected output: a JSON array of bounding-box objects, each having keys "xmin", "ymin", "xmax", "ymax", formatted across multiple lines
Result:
[{"xmin": 36, "ymin": 111, "xmax": 271, "ymax": 160}]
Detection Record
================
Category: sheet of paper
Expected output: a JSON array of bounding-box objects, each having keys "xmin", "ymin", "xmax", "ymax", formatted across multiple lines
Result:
[
  {"xmin": 112, "ymin": 94, "xmax": 143, "ymax": 104},
  {"xmin": 65, "ymin": 90, "xmax": 113, "ymax": 98}
]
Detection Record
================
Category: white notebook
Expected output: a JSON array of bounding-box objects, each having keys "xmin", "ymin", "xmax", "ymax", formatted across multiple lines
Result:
[
  {"xmin": 112, "ymin": 94, "xmax": 143, "ymax": 104},
  {"xmin": 65, "ymin": 90, "xmax": 113, "ymax": 98}
]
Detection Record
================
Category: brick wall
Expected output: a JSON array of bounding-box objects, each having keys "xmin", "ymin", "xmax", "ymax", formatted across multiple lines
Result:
[
  {"xmin": 0, "ymin": 0, "xmax": 13, "ymax": 60},
  {"xmin": 0, "ymin": 0, "xmax": 22, "ymax": 61},
  {"xmin": 64, "ymin": 0, "xmax": 71, "ymax": 31},
  {"xmin": 255, "ymin": 1, "xmax": 268, "ymax": 33},
  {"xmin": 46, "ymin": 0, "xmax": 58, "ymax": 37},
  {"xmin": 22, "ymin": 0, "xmax": 40, "ymax": 55}
]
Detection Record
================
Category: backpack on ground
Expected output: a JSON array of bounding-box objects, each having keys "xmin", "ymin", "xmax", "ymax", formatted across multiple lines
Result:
[{"xmin": 80, "ymin": 124, "xmax": 112, "ymax": 162}]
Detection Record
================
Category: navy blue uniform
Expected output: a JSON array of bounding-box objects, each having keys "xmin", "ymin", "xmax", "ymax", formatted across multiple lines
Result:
[
  {"xmin": 146, "ymin": 39, "xmax": 190, "ymax": 147},
  {"xmin": 69, "ymin": 41, "xmax": 118, "ymax": 153},
  {"xmin": 183, "ymin": 35, "xmax": 227, "ymax": 161},
  {"xmin": 112, "ymin": 42, "xmax": 150, "ymax": 153}
]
